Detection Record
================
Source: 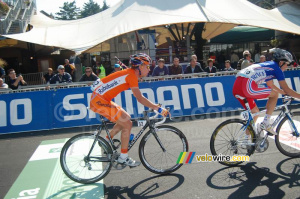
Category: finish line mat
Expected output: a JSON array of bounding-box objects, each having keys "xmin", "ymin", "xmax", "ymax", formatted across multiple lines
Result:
[{"xmin": 4, "ymin": 139, "xmax": 104, "ymax": 199}]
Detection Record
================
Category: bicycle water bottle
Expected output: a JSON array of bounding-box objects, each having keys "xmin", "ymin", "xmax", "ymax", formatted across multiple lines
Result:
[{"xmin": 129, "ymin": 133, "xmax": 134, "ymax": 144}]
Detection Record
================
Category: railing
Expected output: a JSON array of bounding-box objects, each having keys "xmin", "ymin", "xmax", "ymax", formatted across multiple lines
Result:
[
  {"xmin": 0, "ymin": 0, "xmax": 21, "ymax": 34},
  {"xmin": 0, "ymin": 0, "xmax": 35, "ymax": 34},
  {"xmin": 1, "ymin": 66, "xmax": 299, "ymax": 94},
  {"xmin": 19, "ymin": 0, "xmax": 35, "ymax": 32}
]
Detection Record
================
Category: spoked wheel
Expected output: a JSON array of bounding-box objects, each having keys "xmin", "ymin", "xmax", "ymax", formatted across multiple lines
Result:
[
  {"xmin": 275, "ymin": 112, "xmax": 300, "ymax": 157},
  {"xmin": 139, "ymin": 125, "xmax": 188, "ymax": 174},
  {"xmin": 210, "ymin": 119, "xmax": 256, "ymax": 166},
  {"xmin": 60, "ymin": 133, "xmax": 113, "ymax": 184}
]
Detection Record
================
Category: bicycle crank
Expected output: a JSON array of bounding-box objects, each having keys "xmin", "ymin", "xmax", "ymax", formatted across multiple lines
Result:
[
  {"xmin": 111, "ymin": 152, "xmax": 126, "ymax": 170},
  {"xmin": 255, "ymin": 138, "xmax": 269, "ymax": 153}
]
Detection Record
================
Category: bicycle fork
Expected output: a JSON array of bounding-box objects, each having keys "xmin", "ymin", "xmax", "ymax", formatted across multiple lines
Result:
[{"xmin": 150, "ymin": 128, "xmax": 166, "ymax": 152}]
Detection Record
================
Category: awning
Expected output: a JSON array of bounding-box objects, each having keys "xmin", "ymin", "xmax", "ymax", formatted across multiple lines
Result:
[
  {"xmin": 2, "ymin": 0, "xmax": 300, "ymax": 53},
  {"xmin": 210, "ymin": 26, "xmax": 275, "ymax": 44}
]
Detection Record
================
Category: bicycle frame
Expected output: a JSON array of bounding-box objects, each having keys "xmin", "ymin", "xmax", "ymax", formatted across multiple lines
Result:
[
  {"xmin": 93, "ymin": 110, "xmax": 167, "ymax": 153},
  {"xmin": 241, "ymin": 97, "xmax": 299, "ymax": 139}
]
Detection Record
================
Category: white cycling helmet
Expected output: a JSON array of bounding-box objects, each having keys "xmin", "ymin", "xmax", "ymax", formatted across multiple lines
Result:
[{"xmin": 270, "ymin": 48, "xmax": 293, "ymax": 63}]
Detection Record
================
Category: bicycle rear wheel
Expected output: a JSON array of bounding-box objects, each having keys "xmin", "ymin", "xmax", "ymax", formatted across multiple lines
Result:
[
  {"xmin": 139, "ymin": 125, "xmax": 188, "ymax": 174},
  {"xmin": 275, "ymin": 112, "xmax": 300, "ymax": 157},
  {"xmin": 60, "ymin": 133, "xmax": 113, "ymax": 184},
  {"xmin": 210, "ymin": 119, "xmax": 256, "ymax": 166}
]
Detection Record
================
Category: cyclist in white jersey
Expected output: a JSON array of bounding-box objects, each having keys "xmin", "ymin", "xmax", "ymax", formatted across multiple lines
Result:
[{"xmin": 233, "ymin": 48, "xmax": 300, "ymax": 135}]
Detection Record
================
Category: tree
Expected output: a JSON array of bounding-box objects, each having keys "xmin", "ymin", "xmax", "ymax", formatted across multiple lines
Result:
[
  {"xmin": 80, "ymin": 0, "xmax": 101, "ymax": 18},
  {"xmin": 102, "ymin": 0, "xmax": 109, "ymax": 11},
  {"xmin": 55, "ymin": 1, "xmax": 80, "ymax": 20},
  {"xmin": 248, "ymin": 0, "xmax": 275, "ymax": 9}
]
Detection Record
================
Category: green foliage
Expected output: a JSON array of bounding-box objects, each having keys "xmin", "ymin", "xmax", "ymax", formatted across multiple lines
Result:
[
  {"xmin": 55, "ymin": 1, "xmax": 80, "ymax": 20},
  {"xmin": 102, "ymin": 0, "xmax": 109, "ymax": 11},
  {"xmin": 0, "ymin": 1, "xmax": 9, "ymax": 13},
  {"xmin": 248, "ymin": 0, "xmax": 275, "ymax": 10},
  {"xmin": 55, "ymin": 0, "xmax": 110, "ymax": 20},
  {"xmin": 80, "ymin": 0, "xmax": 109, "ymax": 18},
  {"xmin": 80, "ymin": 0, "xmax": 101, "ymax": 18},
  {"xmin": 0, "ymin": 58, "xmax": 7, "ymax": 68}
]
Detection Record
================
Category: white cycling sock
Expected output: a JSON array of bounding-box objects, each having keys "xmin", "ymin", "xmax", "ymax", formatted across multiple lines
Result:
[
  {"xmin": 120, "ymin": 153, "xmax": 128, "ymax": 159},
  {"xmin": 263, "ymin": 114, "xmax": 271, "ymax": 124}
]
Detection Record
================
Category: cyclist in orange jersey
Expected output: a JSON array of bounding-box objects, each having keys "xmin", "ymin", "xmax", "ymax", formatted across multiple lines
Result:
[{"xmin": 90, "ymin": 53, "xmax": 169, "ymax": 167}]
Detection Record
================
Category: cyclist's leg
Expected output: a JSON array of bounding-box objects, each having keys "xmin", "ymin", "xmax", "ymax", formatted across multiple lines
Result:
[
  {"xmin": 115, "ymin": 112, "xmax": 140, "ymax": 166},
  {"xmin": 265, "ymin": 90, "xmax": 279, "ymax": 118}
]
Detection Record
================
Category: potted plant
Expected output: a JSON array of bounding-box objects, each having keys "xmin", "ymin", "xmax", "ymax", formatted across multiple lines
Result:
[{"xmin": 0, "ymin": 1, "xmax": 9, "ymax": 14}]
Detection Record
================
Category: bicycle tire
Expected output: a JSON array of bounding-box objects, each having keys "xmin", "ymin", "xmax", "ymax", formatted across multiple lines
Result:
[
  {"xmin": 139, "ymin": 125, "xmax": 188, "ymax": 174},
  {"xmin": 210, "ymin": 119, "xmax": 256, "ymax": 167},
  {"xmin": 275, "ymin": 111, "xmax": 300, "ymax": 157},
  {"xmin": 60, "ymin": 133, "xmax": 113, "ymax": 184}
]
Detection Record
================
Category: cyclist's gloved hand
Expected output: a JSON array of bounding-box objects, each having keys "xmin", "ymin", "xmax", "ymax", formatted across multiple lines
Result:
[{"xmin": 158, "ymin": 107, "xmax": 169, "ymax": 117}]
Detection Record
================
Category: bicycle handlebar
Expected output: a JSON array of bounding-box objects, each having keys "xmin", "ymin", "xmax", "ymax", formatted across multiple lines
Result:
[{"xmin": 143, "ymin": 107, "xmax": 171, "ymax": 126}]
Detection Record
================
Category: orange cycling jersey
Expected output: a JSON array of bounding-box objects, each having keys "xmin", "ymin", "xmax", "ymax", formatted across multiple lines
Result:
[
  {"xmin": 91, "ymin": 68, "xmax": 138, "ymax": 101},
  {"xmin": 90, "ymin": 69, "xmax": 138, "ymax": 122}
]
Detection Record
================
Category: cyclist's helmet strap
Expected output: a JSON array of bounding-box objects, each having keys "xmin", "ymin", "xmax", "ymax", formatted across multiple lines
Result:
[
  {"xmin": 270, "ymin": 48, "xmax": 293, "ymax": 66},
  {"xmin": 130, "ymin": 53, "xmax": 152, "ymax": 68}
]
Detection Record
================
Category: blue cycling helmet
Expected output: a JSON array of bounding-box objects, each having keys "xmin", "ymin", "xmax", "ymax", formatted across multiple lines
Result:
[
  {"xmin": 270, "ymin": 48, "xmax": 293, "ymax": 63},
  {"xmin": 130, "ymin": 53, "xmax": 152, "ymax": 68}
]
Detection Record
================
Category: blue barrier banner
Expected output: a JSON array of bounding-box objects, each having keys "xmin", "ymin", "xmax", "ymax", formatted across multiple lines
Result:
[
  {"xmin": 0, "ymin": 70, "xmax": 299, "ymax": 134},
  {"xmin": 0, "ymin": 91, "xmax": 52, "ymax": 134}
]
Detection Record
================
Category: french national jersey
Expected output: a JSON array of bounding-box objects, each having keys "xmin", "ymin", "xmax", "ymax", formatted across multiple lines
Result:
[
  {"xmin": 236, "ymin": 61, "xmax": 285, "ymax": 84},
  {"xmin": 91, "ymin": 69, "xmax": 138, "ymax": 101}
]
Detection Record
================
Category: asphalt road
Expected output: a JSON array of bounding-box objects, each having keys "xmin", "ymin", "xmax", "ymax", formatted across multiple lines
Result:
[{"xmin": 1, "ymin": 113, "xmax": 299, "ymax": 199}]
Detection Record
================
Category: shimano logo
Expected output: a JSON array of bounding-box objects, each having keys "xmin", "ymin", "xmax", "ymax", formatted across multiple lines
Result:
[{"xmin": 97, "ymin": 80, "xmax": 119, "ymax": 94}]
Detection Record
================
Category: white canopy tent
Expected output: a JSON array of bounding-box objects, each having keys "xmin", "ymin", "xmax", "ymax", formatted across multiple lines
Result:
[{"xmin": 3, "ymin": 0, "xmax": 300, "ymax": 53}]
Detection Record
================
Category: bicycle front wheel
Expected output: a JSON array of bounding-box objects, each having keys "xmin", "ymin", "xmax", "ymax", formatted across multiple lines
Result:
[
  {"xmin": 210, "ymin": 119, "xmax": 256, "ymax": 166},
  {"xmin": 139, "ymin": 125, "xmax": 188, "ymax": 174},
  {"xmin": 275, "ymin": 111, "xmax": 300, "ymax": 157},
  {"xmin": 60, "ymin": 133, "xmax": 113, "ymax": 184}
]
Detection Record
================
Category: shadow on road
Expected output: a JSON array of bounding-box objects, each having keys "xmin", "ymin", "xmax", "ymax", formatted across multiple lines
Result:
[
  {"xmin": 206, "ymin": 159, "xmax": 300, "ymax": 198},
  {"xmin": 104, "ymin": 173, "xmax": 185, "ymax": 199}
]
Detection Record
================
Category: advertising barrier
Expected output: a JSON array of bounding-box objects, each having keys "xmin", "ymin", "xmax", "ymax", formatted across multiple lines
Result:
[{"xmin": 0, "ymin": 70, "xmax": 299, "ymax": 134}]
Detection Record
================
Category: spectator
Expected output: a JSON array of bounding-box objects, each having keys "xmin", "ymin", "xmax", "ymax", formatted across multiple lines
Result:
[
  {"xmin": 223, "ymin": 60, "xmax": 234, "ymax": 71},
  {"xmin": 249, "ymin": 59, "xmax": 254, "ymax": 65},
  {"xmin": 64, "ymin": 59, "xmax": 76, "ymax": 81},
  {"xmin": 0, "ymin": 58, "xmax": 6, "ymax": 78},
  {"xmin": 254, "ymin": 51, "xmax": 260, "ymax": 63},
  {"xmin": 191, "ymin": 54, "xmax": 202, "ymax": 68},
  {"xmin": 230, "ymin": 52, "xmax": 239, "ymax": 69},
  {"xmin": 0, "ymin": 78, "xmax": 8, "ymax": 89},
  {"xmin": 49, "ymin": 65, "xmax": 72, "ymax": 84},
  {"xmin": 241, "ymin": 50, "xmax": 251, "ymax": 69},
  {"xmin": 149, "ymin": 60, "xmax": 156, "ymax": 76},
  {"xmin": 217, "ymin": 51, "xmax": 226, "ymax": 70},
  {"xmin": 204, "ymin": 59, "xmax": 217, "ymax": 73},
  {"xmin": 152, "ymin": 58, "xmax": 169, "ymax": 76},
  {"xmin": 97, "ymin": 62, "xmax": 106, "ymax": 79},
  {"xmin": 265, "ymin": 49, "xmax": 272, "ymax": 61},
  {"xmin": 259, "ymin": 55, "xmax": 266, "ymax": 63},
  {"xmin": 185, "ymin": 58, "xmax": 204, "ymax": 74},
  {"xmin": 169, "ymin": 57, "xmax": 182, "ymax": 75},
  {"xmin": 43, "ymin": 68, "xmax": 54, "ymax": 84},
  {"xmin": 113, "ymin": 64, "xmax": 122, "ymax": 73},
  {"xmin": 7, "ymin": 69, "xmax": 27, "ymax": 90},
  {"xmin": 79, "ymin": 67, "xmax": 98, "ymax": 82}
]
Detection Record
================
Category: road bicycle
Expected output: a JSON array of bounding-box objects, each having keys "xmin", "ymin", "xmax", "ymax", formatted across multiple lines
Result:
[
  {"xmin": 210, "ymin": 95, "xmax": 300, "ymax": 166},
  {"xmin": 60, "ymin": 109, "xmax": 189, "ymax": 184}
]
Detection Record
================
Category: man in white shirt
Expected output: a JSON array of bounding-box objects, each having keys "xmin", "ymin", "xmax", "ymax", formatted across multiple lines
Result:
[{"xmin": 0, "ymin": 78, "xmax": 8, "ymax": 89}]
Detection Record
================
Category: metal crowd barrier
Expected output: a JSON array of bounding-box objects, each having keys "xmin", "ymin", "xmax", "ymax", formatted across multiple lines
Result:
[{"xmin": 1, "ymin": 66, "xmax": 299, "ymax": 94}]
